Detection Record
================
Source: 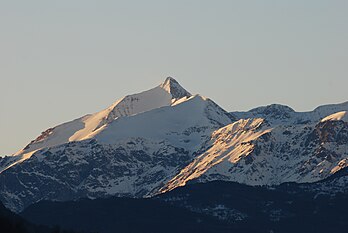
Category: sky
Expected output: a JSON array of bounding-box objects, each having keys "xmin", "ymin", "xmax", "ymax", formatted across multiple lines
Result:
[{"xmin": 1, "ymin": 0, "xmax": 348, "ymax": 155}]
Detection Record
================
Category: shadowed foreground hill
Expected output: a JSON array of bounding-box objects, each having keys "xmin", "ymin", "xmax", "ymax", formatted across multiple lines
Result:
[
  {"xmin": 21, "ymin": 198, "xmax": 237, "ymax": 233},
  {"xmin": 0, "ymin": 201, "xmax": 76, "ymax": 233}
]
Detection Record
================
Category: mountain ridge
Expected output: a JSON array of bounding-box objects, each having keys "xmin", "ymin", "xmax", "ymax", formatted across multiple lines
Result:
[{"xmin": 1, "ymin": 77, "xmax": 347, "ymax": 212}]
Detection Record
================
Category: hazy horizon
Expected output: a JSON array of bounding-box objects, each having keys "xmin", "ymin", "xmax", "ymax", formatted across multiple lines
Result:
[{"xmin": 1, "ymin": 0, "xmax": 348, "ymax": 155}]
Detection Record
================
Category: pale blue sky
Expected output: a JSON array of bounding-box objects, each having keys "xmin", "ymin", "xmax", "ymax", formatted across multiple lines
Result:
[{"xmin": 1, "ymin": 0, "xmax": 347, "ymax": 155}]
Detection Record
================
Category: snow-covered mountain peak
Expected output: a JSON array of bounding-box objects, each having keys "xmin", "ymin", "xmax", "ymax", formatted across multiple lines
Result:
[
  {"xmin": 13, "ymin": 78, "xmax": 194, "ymax": 157},
  {"xmin": 94, "ymin": 94, "xmax": 234, "ymax": 150},
  {"xmin": 160, "ymin": 77, "xmax": 192, "ymax": 100},
  {"xmin": 104, "ymin": 77, "xmax": 191, "ymax": 119},
  {"xmin": 11, "ymin": 78, "xmax": 234, "ymax": 164}
]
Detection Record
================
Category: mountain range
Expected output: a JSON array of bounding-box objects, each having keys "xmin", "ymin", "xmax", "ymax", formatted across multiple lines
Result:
[{"xmin": 1, "ymin": 77, "xmax": 347, "ymax": 213}]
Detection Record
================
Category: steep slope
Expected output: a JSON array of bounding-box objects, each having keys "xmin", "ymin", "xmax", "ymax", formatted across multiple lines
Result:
[
  {"xmin": 0, "ymin": 77, "xmax": 193, "ymax": 173},
  {"xmin": 13, "ymin": 77, "xmax": 191, "ymax": 157},
  {"xmin": 162, "ymin": 110, "xmax": 348, "ymax": 192},
  {"xmin": 0, "ymin": 80, "xmax": 234, "ymax": 212}
]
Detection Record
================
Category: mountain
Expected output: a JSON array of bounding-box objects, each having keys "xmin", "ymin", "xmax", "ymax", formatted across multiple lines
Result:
[
  {"xmin": 161, "ymin": 109, "xmax": 348, "ymax": 191},
  {"xmin": 21, "ymin": 169, "xmax": 348, "ymax": 233},
  {"xmin": 13, "ymin": 77, "xmax": 192, "ymax": 157},
  {"xmin": 1, "ymin": 77, "xmax": 348, "ymax": 213},
  {"xmin": 0, "ymin": 78, "xmax": 235, "ymax": 212}
]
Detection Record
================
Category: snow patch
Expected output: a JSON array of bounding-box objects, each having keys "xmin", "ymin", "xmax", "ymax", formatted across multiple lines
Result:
[{"xmin": 321, "ymin": 111, "xmax": 348, "ymax": 123}]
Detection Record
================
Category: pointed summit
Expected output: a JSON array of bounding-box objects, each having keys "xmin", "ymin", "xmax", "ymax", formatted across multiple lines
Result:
[
  {"xmin": 160, "ymin": 77, "xmax": 191, "ymax": 99},
  {"xmin": 14, "ymin": 77, "xmax": 193, "ymax": 156}
]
